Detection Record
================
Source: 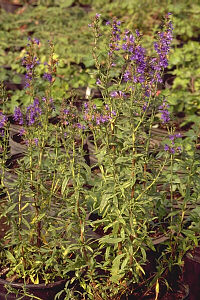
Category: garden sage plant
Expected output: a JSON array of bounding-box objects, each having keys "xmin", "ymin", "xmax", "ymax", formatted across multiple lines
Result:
[{"xmin": 0, "ymin": 13, "xmax": 200, "ymax": 300}]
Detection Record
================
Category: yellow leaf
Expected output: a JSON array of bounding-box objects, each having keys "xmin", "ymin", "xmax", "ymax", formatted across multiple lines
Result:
[{"xmin": 155, "ymin": 279, "xmax": 159, "ymax": 300}]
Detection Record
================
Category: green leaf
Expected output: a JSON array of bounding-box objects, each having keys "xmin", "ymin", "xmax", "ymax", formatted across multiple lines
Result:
[
  {"xmin": 1, "ymin": 203, "xmax": 18, "ymax": 217},
  {"xmin": 110, "ymin": 253, "xmax": 126, "ymax": 283},
  {"xmin": 141, "ymin": 247, "xmax": 146, "ymax": 261},
  {"xmin": 61, "ymin": 177, "xmax": 70, "ymax": 195},
  {"xmin": 58, "ymin": 0, "xmax": 74, "ymax": 8},
  {"xmin": 99, "ymin": 193, "xmax": 113, "ymax": 213},
  {"xmin": 6, "ymin": 251, "xmax": 16, "ymax": 264},
  {"xmin": 12, "ymin": 74, "xmax": 21, "ymax": 84},
  {"xmin": 99, "ymin": 236, "xmax": 123, "ymax": 244},
  {"xmin": 22, "ymin": 217, "xmax": 30, "ymax": 230}
]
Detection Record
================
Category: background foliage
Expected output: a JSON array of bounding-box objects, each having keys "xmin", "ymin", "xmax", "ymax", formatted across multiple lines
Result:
[{"xmin": 1, "ymin": 0, "xmax": 200, "ymax": 120}]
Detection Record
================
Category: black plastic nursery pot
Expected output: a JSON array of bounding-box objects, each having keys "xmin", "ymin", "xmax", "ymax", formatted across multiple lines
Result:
[
  {"xmin": 9, "ymin": 133, "xmax": 27, "ymax": 155},
  {"xmin": 0, "ymin": 277, "xmax": 66, "ymax": 300},
  {"xmin": 124, "ymin": 280, "xmax": 189, "ymax": 300},
  {"xmin": 184, "ymin": 247, "xmax": 200, "ymax": 300}
]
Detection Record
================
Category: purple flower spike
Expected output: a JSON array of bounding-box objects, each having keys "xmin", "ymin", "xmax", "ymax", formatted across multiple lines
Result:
[
  {"xmin": 26, "ymin": 99, "xmax": 42, "ymax": 126},
  {"xmin": 159, "ymin": 100, "xmax": 170, "ymax": 123}
]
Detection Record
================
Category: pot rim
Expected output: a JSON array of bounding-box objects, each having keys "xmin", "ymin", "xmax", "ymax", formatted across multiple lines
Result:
[{"xmin": 0, "ymin": 277, "xmax": 66, "ymax": 289}]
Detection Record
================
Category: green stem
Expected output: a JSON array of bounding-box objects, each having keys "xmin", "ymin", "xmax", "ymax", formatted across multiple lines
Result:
[{"xmin": 135, "ymin": 156, "xmax": 168, "ymax": 202}]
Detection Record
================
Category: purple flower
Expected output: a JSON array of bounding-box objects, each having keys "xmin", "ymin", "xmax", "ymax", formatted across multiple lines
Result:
[
  {"xmin": 96, "ymin": 118, "xmax": 100, "ymax": 125},
  {"xmin": 0, "ymin": 112, "xmax": 7, "ymax": 128},
  {"xmin": 77, "ymin": 123, "xmax": 85, "ymax": 130},
  {"xmin": 96, "ymin": 13, "xmax": 101, "ymax": 18},
  {"xmin": 164, "ymin": 144, "xmax": 179, "ymax": 154},
  {"xmin": 110, "ymin": 91, "xmax": 118, "ymax": 98},
  {"xmin": 143, "ymin": 103, "xmax": 147, "ymax": 111},
  {"xmin": 34, "ymin": 98, "xmax": 39, "ymax": 106},
  {"xmin": 64, "ymin": 109, "xmax": 69, "ymax": 115},
  {"xmin": 34, "ymin": 138, "xmax": 39, "ymax": 146},
  {"xmin": 100, "ymin": 115, "xmax": 106, "ymax": 123},
  {"xmin": 19, "ymin": 128, "xmax": 25, "ymax": 136},
  {"xmin": 108, "ymin": 19, "xmax": 121, "ymax": 57},
  {"xmin": 123, "ymin": 71, "xmax": 131, "ymax": 82},
  {"xmin": 43, "ymin": 73, "xmax": 52, "ymax": 82},
  {"xmin": 153, "ymin": 16, "xmax": 173, "ymax": 70},
  {"xmin": 170, "ymin": 147, "xmax": 175, "ymax": 154},
  {"xmin": 118, "ymin": 91, "xmax": 125, "ymax": 97},
  {"xmin": 111, "ymin": 110, "xmax": 116, "ymax": 116},
  {"xmin": 160, "ymin": 109, "xmax": 170, "ymax": 123},
  {"xmin": 177, "ymin": 146, "xmax": 181, "ymax": 152},
  {"xmin": 96, "ymin": 79, "xmax": 101, "ymax": 85},
  {"xmin": 135, "ymin": 29, "xmax": 140, "ymax": 37},
  {"xmin": 34, "ymin": 38, "xmax": 40, "ymax": 45},
  {"xmin": 13, "ymin": 107, "xmax": 23, "ymax": 125},
  {"xmin": 159, "ymin": 100, "xmax": 170, "ymax": 123},
  {"xmin": 84, "ymin": 102, "xmax": 88, "ymax": 109},
  {"xmin": 26, "ymin": 98, "xmax": 42, "ymax": 126},
  {"xmin": 169, "ymin": 135, "xmax": 175, "ymax": 141},
  {"xmin": 164, "ymin": 144, "xmax": 170, "ymax": 151},
  {"xmin": 22, "ymin": 53, "xmax": 40, "ymax": 89}
]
